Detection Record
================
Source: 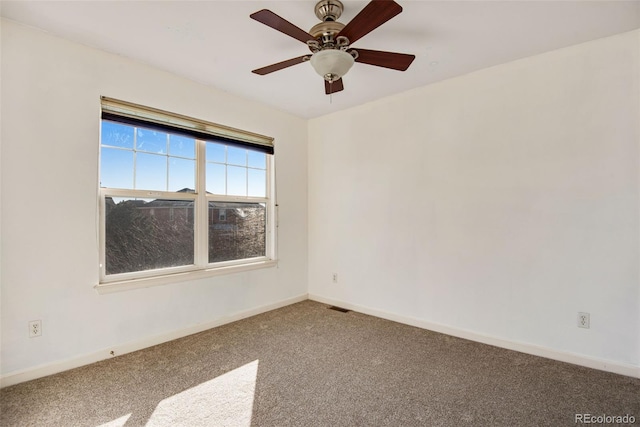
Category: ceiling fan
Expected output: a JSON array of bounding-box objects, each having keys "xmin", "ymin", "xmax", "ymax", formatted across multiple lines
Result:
[{"xmin": 250, "ymin": 0, "xmax": 415, "ymax": 95}]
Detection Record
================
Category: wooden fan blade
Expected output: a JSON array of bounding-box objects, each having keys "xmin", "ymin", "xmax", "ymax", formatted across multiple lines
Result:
[
  {"xmin": 337, "ymin": 0, "xmax": 402, "ymax": 45},
  {"xmin": 250, "ymin": 9, "xmax": 315, "ymax": 44},
  {"xmin": 325, "ymin": 78, "xmax": 344, "ymax": 95},
  {"xmin": 252, "ymin": 56, "xmax": 310, "ymax": 75},
  {"xmin": 354, "ymin": 48, "xmax": 415, "ymax": 71}
]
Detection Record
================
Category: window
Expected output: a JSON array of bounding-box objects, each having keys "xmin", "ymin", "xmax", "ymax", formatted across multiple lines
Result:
[{"xmin": 98, "ymin": 97, "xmax": 276, "ymax": 290}]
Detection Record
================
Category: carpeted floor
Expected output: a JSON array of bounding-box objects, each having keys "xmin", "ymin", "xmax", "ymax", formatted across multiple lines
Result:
[{"xmin": 1, "ymin": 300, "xmax": 639, "ymax": 426}]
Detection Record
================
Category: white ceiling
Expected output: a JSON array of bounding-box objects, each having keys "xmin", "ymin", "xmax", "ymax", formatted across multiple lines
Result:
[{"xmin": 2, "ymin": 0, "xmax": 639, "ymax": 119}]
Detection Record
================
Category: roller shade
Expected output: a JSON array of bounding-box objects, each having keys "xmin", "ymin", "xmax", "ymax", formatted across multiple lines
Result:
[{"xmin": 101, "ymin": 97, "xmax": 274, "ymax": 154}]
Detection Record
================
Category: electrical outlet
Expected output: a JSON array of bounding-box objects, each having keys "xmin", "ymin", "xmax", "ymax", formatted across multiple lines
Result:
[
  {"xmin": 29, "ymin": 320, "xmax": 42, "ymax": 338},
  {"xmin": 332, "ymin": 273, "xmax": 338, "ymax": 283},
  {"xmin": 578, "ymin": 312, "xmax": 590, "ymax": 329}
]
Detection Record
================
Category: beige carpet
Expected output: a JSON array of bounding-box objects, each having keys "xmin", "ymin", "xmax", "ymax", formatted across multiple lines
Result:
[{"xmin": 1, "ymin": 300, "xmax": 639, "ymax": 426}]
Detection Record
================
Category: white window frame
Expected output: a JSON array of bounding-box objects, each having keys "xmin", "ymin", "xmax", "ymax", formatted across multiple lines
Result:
[{"xmin": 96, "ymin": 98, "xmax": 277, "ymax": 294}]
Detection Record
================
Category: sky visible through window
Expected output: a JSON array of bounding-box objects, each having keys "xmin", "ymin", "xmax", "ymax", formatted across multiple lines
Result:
[{"xmin": 100, "ymin": 121, "xmax": 266, "ymax": 197}]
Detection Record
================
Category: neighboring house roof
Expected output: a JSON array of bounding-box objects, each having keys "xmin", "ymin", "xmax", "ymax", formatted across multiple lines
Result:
[{"xmin": 105, "ymin": 192, "xmax": 264, "ymax": 219}]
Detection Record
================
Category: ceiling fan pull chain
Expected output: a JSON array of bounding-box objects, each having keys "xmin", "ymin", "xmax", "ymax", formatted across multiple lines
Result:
[{"xmin": 330, "ymin": 80, "xmax": 333, "ymax": 104}]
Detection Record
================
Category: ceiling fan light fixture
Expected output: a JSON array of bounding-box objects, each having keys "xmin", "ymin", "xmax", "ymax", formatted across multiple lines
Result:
[{"xmin": 310, "ymin": 49, "xmax": 355, "ymax": 82}]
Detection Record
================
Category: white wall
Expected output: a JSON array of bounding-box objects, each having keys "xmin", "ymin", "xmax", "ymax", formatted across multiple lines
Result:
[
  {"xmin": 309, "ymin": 30, "xmax": 640, "ymax": 372},
  {"xmin": 0, "ymin": 19, "xmax": 308, "ymax": 379}
]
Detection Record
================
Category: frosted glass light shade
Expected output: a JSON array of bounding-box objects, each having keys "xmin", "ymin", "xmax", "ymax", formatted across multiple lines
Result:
[{"xmin": 310, "ymin": 49, "xmax": 355, "ymax": 81}]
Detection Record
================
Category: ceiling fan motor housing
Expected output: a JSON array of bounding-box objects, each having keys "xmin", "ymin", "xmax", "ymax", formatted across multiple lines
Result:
[{"xmin": 309, "ymin": 20, "xmax": 345, "ymax": 41}]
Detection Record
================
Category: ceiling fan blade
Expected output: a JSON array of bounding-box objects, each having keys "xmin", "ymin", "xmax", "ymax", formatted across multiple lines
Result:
[
  {"xmin": 354, "ymin": 48, "xmax": 415, "ymax": 71},
  {"xmin": 325, "ymin": 78, "xmax": 344, "ymax": 95},
  {"xmin": 252, "ymin": 56, "xmax": 310, "ymax": 75},
  {"xmin": 250, "ymin": 9, "xmax": 315, "ymax": 44},
  {"xmin": 337, "ymin": 0, "xmax": 403, "ymax": 45}
]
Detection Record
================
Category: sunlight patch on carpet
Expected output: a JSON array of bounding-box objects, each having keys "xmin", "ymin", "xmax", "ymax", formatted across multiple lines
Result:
[
  {"xmin": 146, "ymin": 360, "xmax": 259, "ymax": 427},
  {"xmin": 96, "ymin": 413, "xmax": 131, "ymax": 427}
]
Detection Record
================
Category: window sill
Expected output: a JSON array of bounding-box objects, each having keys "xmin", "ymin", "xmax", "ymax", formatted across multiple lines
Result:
[{"xmin": 94, "ymin": 259, "xmax": 278, "ymax": 294}]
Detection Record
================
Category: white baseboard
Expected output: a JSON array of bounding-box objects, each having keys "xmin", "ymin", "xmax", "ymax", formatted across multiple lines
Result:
[
  {"xmin": 309, "ymin": 294, "xmax": 640, "ymax": 379},
  {"xmin": 0, "ymin": 293, "xmax": 308, "ymax": 388},
  {"xmin": 4, "ymin": 292, "xmax": 637, "ymax": 388}
]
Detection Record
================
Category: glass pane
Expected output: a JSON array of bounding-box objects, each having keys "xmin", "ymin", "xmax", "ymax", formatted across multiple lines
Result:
[
  {"xmin": 100, "ymin": 147, "xmax": 133, "ymax": 189},
  {"xmin": 227, "ymin": 166, "xmax": 247, "ymax": 196},
  {"xmin": 206, "ymin": 142, "xmax": 226, "ymax": 163},
  {"xmin": 227, "ymin": 146, "xmax": 247, "ymax": 166},
  {"xmin": 100, "ymin": 147, "xmax": 133, "ymax": 188},
  {"xmin": 169, "ymin": 134, "xmax": 195, "ymax": 159},
  {"xmin": 206, "ymin": 163, "xmax": 226, "ymax": 195},
  {"xmin": 247, "ymin": 169, "xmax": 266, "ymax": 197},
  {"xmin": 101, "ymin": 121, "xmax": 134, "ymax": 149},
  {"xmin": 168, "ymin": 158, "xmax": 195, "ymax": 192},
  {"xmin": 105, "ymin": 197, "xmax": 194, "ymax": 275},
  {"xmin": 208, "ymin": 202, "xmax": 266, "ymax": 263},
  {"xmin": 136, "ymin": 153, "xmax": 166, "ymax": 191},
  {"xmin": 136, "ymin": 128, "xmax": 167, "ymax": 154},
  {"xmin": 248, "ymin": 150, "xmax": 266, "ymax": 169}
]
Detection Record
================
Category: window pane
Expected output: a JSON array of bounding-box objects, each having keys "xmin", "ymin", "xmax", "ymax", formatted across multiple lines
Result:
[
  {"xmin": 227, "ymin": 146, "xmax": 247, "ymax": 166},
  {"xmin": 101, "ymin": 147, "xmax": 133, "ymax": 189},
  {"xmin": 227, "ymin": 166, "xmax": 247, "ymax": 196},
  {"xmin": 206, "ymin": 163, "xmax": 226, "ymax": 194},
  {"xmin": 105, "ymin": 197, "xmax": 194, "ymax": 274},
  {"xmin": 101, "ymin": 121, "xmax": 134, "ymax": 149},
  {"xmin": 169, "ymin": 157, "xmax": 195, "ymax": 192},
  {"xmin": 248, "ymin": 150, "xmax": 266, "ymax": 169},
  {"xmin": 208, "ymin": 202, "xmax": 265, "ymax": 263},
  {"xmin": 206, "ymin": 142, "xmax": 225, "ymax": 163},
  {"xmin": 136, "ymin": 153, "xmax": 167, "ymax": 191},
  {"xmin": 248, "ymin": 169, "xmax": 266, "ymax": 197},
  {"xmin": 136, "ymin": 128, "xmax": 167, "ymax": 154},
  {"xmin": 169, "ymin": 135, "xmax": 195, "ymax": 159}
]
